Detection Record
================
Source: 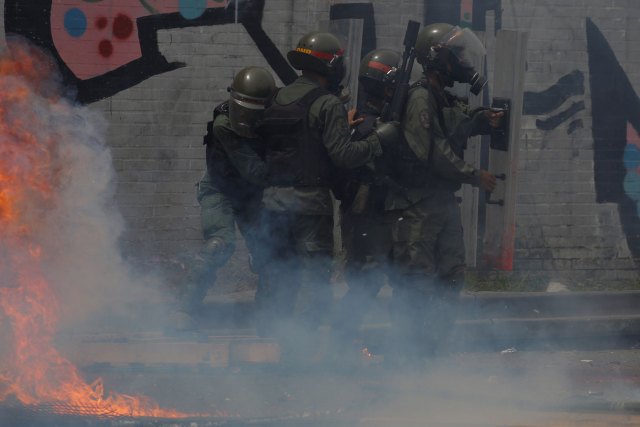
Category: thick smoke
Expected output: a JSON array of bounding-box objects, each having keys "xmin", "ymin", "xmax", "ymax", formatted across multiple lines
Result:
[{"xmin": 0, "ymin": 38, "xmax": 171, "ymax": 334}]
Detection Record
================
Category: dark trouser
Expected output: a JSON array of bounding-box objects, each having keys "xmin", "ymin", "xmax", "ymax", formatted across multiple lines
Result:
[
  {"xmin": 256, "ymin": 210, "xmax": 334, "ymax": 359},
  {"xmin": 332, "ymin": 210, "xmax": 392, "ymax": 348},
  {"xmin": 386, "ymin": 192, "xmax": 465, "ymax": 360},
  {"xmin": 181, "ymin": 175, "xmax": 265, "ymax": 314}
]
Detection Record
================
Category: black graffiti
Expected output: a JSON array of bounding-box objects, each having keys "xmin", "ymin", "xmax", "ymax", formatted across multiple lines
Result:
[
  {"xmin": 587, "ymin": 17, "xmax": 640, "ymax": 261},
  {"xmin": 567, "ymin": 119, "xmax": 583, "ymax": 134},
  {"xmin": 523, "ymin": 70, "xmax": 585, "ymax": 116},
  {"xmin": 423, "ymin": 0, "xmax": 502, "ymax": 32},
  {"xmin": 535, "ymin": 100, "xmax": 585, "ymax": 131}
]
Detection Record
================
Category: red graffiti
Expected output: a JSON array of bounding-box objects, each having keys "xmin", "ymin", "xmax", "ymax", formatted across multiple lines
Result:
[
  {"xmin": 98, "ymin": 40, "xmax": 113, "ymax": 58},
  {"xmin": 95, "ymin": 16, "xmax": 108, "ymax": 30},
  {"xmin": 112, "ymin": 14, "xmax": 133, "ymax": 40}
]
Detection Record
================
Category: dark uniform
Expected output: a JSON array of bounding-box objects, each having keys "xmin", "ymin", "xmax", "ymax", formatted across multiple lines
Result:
[
  {"xmin": 182, "ymin": 108, "xmax": 267, "ymax": 314},
  {"xmin": 331, "ymin": 103, "xmax": 395, "ymax": 351},
  {"xmin": 258, "ymin": 76, "xmax": 381, "ymax": 340},
  {"xmin": 179, "ymin": 67, "xmax": 275, "ymax": 324},
  {"xmin": 256, "ymin": 32, "xmax": 383, "ymax": 357},
  {"xmin": 384, "ymin": 24, "xmax": 497, "ymax": 361}
]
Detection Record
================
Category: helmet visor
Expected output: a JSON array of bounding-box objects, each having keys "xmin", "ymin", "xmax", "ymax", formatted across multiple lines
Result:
[
  {"xmin": 228, "ymin": 91, "xmax": 265, "ymax": 138},
  {"xmin": 439, "ymin": 26, "xmax": 486, "ymax": 69}
]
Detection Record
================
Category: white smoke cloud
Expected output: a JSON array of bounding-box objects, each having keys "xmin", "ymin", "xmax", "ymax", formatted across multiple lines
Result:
[{"xmin": 0, "ymin": 37, "xmax": 172, "ymax": 334}]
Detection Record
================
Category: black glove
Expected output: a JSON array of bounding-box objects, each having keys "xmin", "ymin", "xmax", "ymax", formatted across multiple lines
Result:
[{"xmin": 469, "ymin": 108, "xmax": 493, "ymax": 136}]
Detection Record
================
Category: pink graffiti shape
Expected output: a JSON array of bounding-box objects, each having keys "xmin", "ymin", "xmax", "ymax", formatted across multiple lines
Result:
[
  {"xmin": 627, "ymin": 122, "xmax": 640, "ymax": 150},
  {"xmin": 51, "ymin": 0, "xmax": 228, "ymax": 80}
]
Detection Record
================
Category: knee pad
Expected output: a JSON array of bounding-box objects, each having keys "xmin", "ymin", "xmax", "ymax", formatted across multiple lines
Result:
[{"xmin": 199, "ymin": 237, "xmax": 233, "ymax": 267}]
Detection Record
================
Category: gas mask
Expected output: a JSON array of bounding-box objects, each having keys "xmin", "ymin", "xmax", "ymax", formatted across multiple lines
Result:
[
  {"xmin": 449, "ymin": 58, "xmax": 487, "ymax": 95},
  {"xmin": 439, "ymin": 26, "xmax": 488, "ymax": 95}
]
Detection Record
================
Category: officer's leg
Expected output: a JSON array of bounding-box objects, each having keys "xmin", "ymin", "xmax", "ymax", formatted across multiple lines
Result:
[
  {"xmin": 254, "ymin": 210, "xmax": 300, "ymax": 338},
  {"xmin": 180, "ymin": 178, "xmax": 235, "ymax": 316},
  {"xmin": 428, "ymin": 196, "xmax": 466, "ymax": 353},
  {"xmin": 233, "ymin": 196, "xmax": 269, "ymax": 316},
  {"xmin": 293, "ymin": 214, "xmax": 334, "ymax": 331},
  {"xmin": 332, "ymin": 212, "xmax": 389, "ymax": 351},
  {"xmin": 387, "ymin": 200, "xmax": 443, "ymax": 364}
]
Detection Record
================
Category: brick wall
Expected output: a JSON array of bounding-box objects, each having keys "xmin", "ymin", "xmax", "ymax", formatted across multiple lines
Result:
[
  {"xmin": 501, "ymin": 0, "xmax": 639, "ymax": 284},
  {"xmin": 1, "ymin": 0, "xmax": 638, "ymax": 287}
]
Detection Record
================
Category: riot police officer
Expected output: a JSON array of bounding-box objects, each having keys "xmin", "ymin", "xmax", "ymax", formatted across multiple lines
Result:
[
  {"xmin": 384, "ymin": 23, "xmax": 502, "ymax": 364},
  {"xmin": 330, "ymin": 48, "xmax": 402, "ymax": 362},
  {"xmin": 178, "ymin": 66, "xmax": 276, "ymax": 330},
  {"xmin": 257, "ymin": 32, "xmax": 393, "ymax": 362}
]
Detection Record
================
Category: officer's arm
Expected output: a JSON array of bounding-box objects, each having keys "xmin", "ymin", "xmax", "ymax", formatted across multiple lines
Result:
[
  {"xmin": 403, "ymin": 90, "xmax": 479, "ymax": 185},
  {"xmin": 432, "ymin": 138, "xmax": 479, "ymax": 185},
  {"xmin": 319, "ymin": 97, "xmax": 382, "ymax": 169},
  {"xmin": 214, "ymin": 123, "xmax": 268, "ymax": 187}
]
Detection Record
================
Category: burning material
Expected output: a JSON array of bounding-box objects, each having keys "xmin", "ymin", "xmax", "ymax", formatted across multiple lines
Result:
[{"xmin": 0, "ymin": 39, "xmax": 188, "ymax": 418}]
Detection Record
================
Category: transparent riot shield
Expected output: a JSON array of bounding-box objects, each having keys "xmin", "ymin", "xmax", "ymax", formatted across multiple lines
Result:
[{"xmin": 317, "ymin": 18, "xmax": 364, "ymax": 111}]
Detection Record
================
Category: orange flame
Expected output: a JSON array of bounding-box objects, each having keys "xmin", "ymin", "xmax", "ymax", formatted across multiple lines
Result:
[{"xmin": 0, "ymin": 40, "xmax": 188, "ymax": 418}]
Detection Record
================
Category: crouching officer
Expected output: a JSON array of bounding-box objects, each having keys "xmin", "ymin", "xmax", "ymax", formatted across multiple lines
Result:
[
  {"xmin": 177, "ymin": 66, "xmax": 276, "ymax": 330},
  {"xmin": 256, "ymin": 32, "xmax": 394, "ymax": 363},
  {"xmin": 330, "ymin": 48, "xmax": 402, "ymax": 361},
  {"xmin": 384, "ymin": 23, "xmax": 502, "ymax": 365}
]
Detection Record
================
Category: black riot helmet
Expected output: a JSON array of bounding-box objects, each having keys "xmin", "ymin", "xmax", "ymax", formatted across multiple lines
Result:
[
  {"xmin": 415, "ymin": 23, "xmax": 488, "ymax": 95},
  {"xmin": 358, "ymin": 48, "xmax": 402, "ymax": 100},
  {"xmin": 287, "ymin": 31, "xmax": 346, "ymax": 93},
  {"xmin": 227, "ymin": 66, "xmax": 276, "ymax": 138}
]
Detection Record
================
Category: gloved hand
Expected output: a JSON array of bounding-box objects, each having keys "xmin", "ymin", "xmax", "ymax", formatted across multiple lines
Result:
[
  {"xmin": 476, "ymin": 169, "xmax": 497, "ymax": 192},
  {"xmin": 469, "ymin": 108, "xmax": 506, "ymax": 136}
]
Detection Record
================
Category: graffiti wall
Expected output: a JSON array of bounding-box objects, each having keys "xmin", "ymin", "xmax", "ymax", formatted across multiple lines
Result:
[{"xmin": 2, "ymin": 0, "xmax": 638, "ymax": 285}]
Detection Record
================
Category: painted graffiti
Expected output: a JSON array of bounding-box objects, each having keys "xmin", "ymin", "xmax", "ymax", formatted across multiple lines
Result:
[
  {"xmin": 52, "ymin": 0, "xmax": 228, "ymax": 80},
  {"xmin": 523, "ymin": 70, "xmax": 585, "ymax": 134},
  {"xmin": 4, "ymin": 0, "xmax": 640, "ymax": 263},
  {"xmin": 5, "ymin": 0, "xmax": 295, "ymax": 103},
  {"xmin": 587, "ymin": 17, "xmax": 640, "ymax": 260}
]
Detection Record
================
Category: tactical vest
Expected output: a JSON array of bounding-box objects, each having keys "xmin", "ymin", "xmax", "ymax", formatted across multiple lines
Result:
[
  {"xmin": 258, "ymin": 87, "xmax": 333, "ymax": 187},
  {"xmin": 203, "ymin": 101, "xmax": 229, "ymax": 177}
]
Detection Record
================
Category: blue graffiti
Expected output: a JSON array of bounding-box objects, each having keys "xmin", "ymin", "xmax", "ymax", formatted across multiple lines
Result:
[
  {"xmin": 179, "ymin": 0, "xmax": 207, "ymax": 19},
  {"xmin": 63, "ymin": 8, "xmax": 87, "ymax": 38}
]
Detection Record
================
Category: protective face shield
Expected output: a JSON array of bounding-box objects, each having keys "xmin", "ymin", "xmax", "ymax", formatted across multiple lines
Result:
[
  {"xmin": 439, "ymin": 26, "xmax": 488, "ymax": 95},
  {"xmin": 327, "ymin": 54, "xmax": 347, "ymax": 95},
  {"xmin": 228, "ymin": 89, "xmax": 267, "ymax": 138}
]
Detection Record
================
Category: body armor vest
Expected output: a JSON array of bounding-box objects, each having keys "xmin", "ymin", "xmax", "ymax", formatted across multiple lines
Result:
[
  {"xmin": 386, "ymin": 80, "xmax": 442, "ymax": 189},
  {"xmin": 259, "ymin": 87, "xmax": 333, "ymax": 187},
  {"xmin": 203, "ymin": 101, "xmax": 230, "ymax": 177}
]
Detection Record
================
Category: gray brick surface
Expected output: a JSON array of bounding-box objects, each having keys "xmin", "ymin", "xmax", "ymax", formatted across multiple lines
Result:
[{"xmin": 0, "ymin": 0, "xmax": 629, "ymax": 286}]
